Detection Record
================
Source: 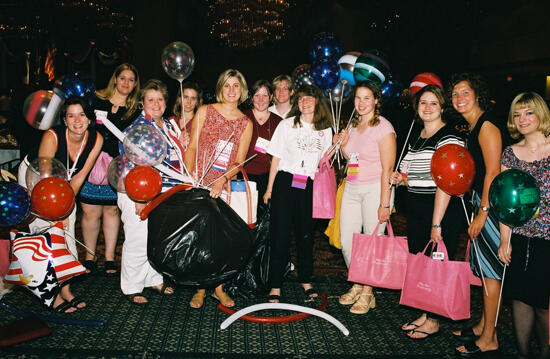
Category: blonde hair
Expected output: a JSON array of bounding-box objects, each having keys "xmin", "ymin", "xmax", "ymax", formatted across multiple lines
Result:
[
  {"xmin": 507, "ymin": 92, "xmax": 550, "ymax": 139},
  {"xmin": 96, "ymin": 63, "xmax": 140, "ymax": 121},
  {"xmin": 272, "ymin": 75, "xmax": 293, "ymax": 104},
  {"xmin": 215, "ymin": 69, "xmax": 248, "ymax": 104}
]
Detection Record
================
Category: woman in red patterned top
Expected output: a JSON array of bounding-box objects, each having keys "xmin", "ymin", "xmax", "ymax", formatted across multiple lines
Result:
[{"xmin": 184, "ymin": 69, "xmax": 253, "ymax": 309}]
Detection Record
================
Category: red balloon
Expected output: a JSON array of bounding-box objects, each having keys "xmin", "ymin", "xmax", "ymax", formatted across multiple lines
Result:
[
  {"xmin": 124, "ymin": 166, "xmax": 162, "ymax": 202},
  {"xmin": 430, "ymin": 144, "xmax": 475, "ymax": 196},
  {"xmin": 30, "ymin": 177, "xmax": 75, "ymax": 220}
]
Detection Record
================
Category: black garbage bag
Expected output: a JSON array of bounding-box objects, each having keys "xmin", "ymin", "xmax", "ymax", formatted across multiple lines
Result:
[
  {"xmin": 147, "ymin": 188, "xmax": 254, "ymax": 287},
  {"xmin": 224, "ymin": 203, "xmax": 292, "ymax": 299},
  {"xmin": 223, "ymin": 202, "xmax": 271, "ymax": 299}
]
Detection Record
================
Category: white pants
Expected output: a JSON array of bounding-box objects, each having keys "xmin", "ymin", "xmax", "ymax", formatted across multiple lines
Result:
[
  {"xmin": 339, "ymin": 181, "xmax": 394, "ymax": 268},
  {"xmin": 17, "ymin": 157, "xmax": 77, "ymax": 258},
  {"xmin": 118, "ymin": 192, "xmax": 163, "ymax": 295}
]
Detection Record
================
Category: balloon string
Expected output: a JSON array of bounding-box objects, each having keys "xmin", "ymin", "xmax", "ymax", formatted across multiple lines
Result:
[
  {"xmin": 394, "ymin": 119, "xmax": 415, "ymax": 173},
  {"xmin": 495, "ymin": 230, "xmax": 511, "ymax": 328},
  {"xmin": 205, "ymin": 154, "xmax": 257, "ymax": 188},
  {"xmin": 460, "ymin": 197, "xmax": 488, "ymax": 296},
  {"xmin": 179, "ymin": 80, "xmax": 185, "ymax": 129},
  {"xmin": 198, "ymin": 130, "xmax": 235, "ymax": 186}
]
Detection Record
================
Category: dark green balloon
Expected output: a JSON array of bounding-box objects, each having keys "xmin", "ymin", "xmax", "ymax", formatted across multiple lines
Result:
[{"xmin": 489, "ymin": 169, "xmax": 540, "ymax": 227}]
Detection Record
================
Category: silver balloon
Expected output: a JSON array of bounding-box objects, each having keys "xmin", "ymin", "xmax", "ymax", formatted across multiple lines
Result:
[{"xmin": 161, "ymin": 42, "xmax": 195, "ymax": 81}]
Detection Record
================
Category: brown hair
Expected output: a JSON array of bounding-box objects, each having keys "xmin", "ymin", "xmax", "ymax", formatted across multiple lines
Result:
[
  {"xmin": 96, "ymin": 63, "xmax": 140, "ymax": 121},
  {"xmin": 350, "ymin": 81, "xmax": 382, "ymax": 128},
  {"xmin": 287, "ymin": 84, "xmax": 332, "ymax": 131}
]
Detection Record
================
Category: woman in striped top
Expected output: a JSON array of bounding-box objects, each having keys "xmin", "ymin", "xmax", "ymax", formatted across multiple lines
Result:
[{"xmin": 390, "ymin": 85, "xmax": 465, "ymax": 339}]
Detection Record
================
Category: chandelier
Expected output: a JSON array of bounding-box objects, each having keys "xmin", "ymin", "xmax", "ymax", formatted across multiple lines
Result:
[{"xmin": 207, "ymin": 0, "xmax": 290, "ymax": 48}]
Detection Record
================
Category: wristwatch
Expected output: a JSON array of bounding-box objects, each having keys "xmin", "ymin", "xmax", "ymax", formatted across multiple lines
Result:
[
  {"xmin": 431, "ymin": 224, "xmax": 441, "ymax": 229},
  {"xmin": 480, "ymin": 206, "xmax": 490, "ymax": 212}
]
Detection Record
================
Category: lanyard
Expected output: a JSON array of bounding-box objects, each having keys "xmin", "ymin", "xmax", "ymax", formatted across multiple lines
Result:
[{"xmin": 66, "ymin": 129, "xmax": 88, "ymax": 181}]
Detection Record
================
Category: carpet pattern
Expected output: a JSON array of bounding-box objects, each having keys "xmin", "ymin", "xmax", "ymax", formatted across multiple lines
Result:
[{"xmin": 1, "ymin": 271, "xmax": 517, "ymax": 358}]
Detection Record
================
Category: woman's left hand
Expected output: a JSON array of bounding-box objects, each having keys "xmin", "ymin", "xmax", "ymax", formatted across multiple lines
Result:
[
  {"xmin": 180, "ymin": 130, "xmax": 190, "ymax": 148},
  {"xmin": 377, "ymin": 206, "xmax": 390, "ymax": 223},
  {"xmin": 210, "ymin": 177, "xmax": 225, "ymax": 198}
]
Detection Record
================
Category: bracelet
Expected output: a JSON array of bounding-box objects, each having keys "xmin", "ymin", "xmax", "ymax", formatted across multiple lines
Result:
[
  {"xmin": 432, "ymin": 224, "xmax": 441, "ymax": 229},
  {"xmin": 380, "ymin": 204, "xmax": 390, "ymax": 209},
  {"xmin": 223, "ymin": 175, "xmax": 228, "ymax": 183}
]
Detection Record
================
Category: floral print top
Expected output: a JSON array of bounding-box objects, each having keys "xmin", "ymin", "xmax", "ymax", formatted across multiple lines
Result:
[{"xmin": 501, "ymin": 145, "xmax": 549, "ymax": 239}]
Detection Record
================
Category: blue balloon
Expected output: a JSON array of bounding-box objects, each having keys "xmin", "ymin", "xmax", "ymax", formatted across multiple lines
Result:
[
  {"xmin": 309, "ymin": 32, "xmax": 343, "ymax": 62},
  {"xmin": 59, "ymin": 72, "xmax": 95, "ymax": 104},
  {"xmin": 311, "ymin": 58, "xmax": 340, "ymax": 90},
  {"xmin": 380, "ymin": 74, "xmax": 404, "ymax": 105},
  {"xmin": 0, "ymin": 182, "xmax": 31, "ymax": 227}
]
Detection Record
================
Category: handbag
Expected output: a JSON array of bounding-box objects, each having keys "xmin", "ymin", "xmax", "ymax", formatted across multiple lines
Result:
[
  {"xmin": 399, "ymin": 240, "xmax": 471, "ymax": 320},
  {"xmin": 312, "ymin": 154, "xmax": 336, "ymax": 219},
  {"xmin": 324, "ymin": 179, "xmax": 346, "ymax": 249},
  {"xmin": 347, "ymin": 221, "xmax": 409, "ymax": 289},
  {"xmin": 221, "ymin": 165, "xmax": 258, "ymax": 226},
  {"xmin": 87, "ymin": 151, "xmax": 112, "ymax": 185}
]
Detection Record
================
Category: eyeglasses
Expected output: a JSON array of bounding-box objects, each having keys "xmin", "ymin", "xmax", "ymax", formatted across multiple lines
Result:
[{"xmin": 298, "ymin": 96, "xmax": 315, "ymax": 103}]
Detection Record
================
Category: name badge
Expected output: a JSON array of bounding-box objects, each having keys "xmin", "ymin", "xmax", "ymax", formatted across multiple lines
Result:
[
  {"xmin": 347, "ymin": 153, "xmax": 360, "ymax": 180},
  {"xmin": 291, "ymin": 173, "xmax": 308, "ymax": 189},
  {"xmin": 212, "ymin": 140, "xmax": 234, "ymax": 172},
  {"xmin": 432, "ymin": 252, "xmax": 445, "ymax": 261},
  {"xmin": 169, "ymin": 148, "xmax": 179, "ymax": 161},
  {"xmin": 254, "ymin": 137, "xmax": 270, "ymax": 154}
]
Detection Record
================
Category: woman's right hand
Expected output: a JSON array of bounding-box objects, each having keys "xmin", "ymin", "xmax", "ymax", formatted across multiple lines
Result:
[
  {"xmin": 389, "ymin": 171, "xmax": 403, "ymax": 186},
  {"xmin": 468, "ymin": 213, "xmax": 487, "ymax": 240},
  {"xmin": 430, "ymin": 227, "xmax": 442, "ymax": 243},
  {"xmin": 263, "ymin": 191, "xmax": 271, "ymax": 204}
]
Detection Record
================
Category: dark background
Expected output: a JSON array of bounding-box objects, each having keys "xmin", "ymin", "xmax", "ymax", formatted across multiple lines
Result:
[{"xmin": 1, "ymin": 0, "xmax": 550, "ymax": 153}]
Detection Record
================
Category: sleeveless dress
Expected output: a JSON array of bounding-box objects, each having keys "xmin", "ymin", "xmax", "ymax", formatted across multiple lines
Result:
[
  {"xmin": 467, "ymin": 112, "xmax": 505, "ymax": 279},
  {"xmin": 195, "ymin": 104, "xmax": 249, "ymax": 186}
]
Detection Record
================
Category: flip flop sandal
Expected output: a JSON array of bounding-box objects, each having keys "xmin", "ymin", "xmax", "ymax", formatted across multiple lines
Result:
[
  {"xmin": 127, "ymin": 293, "xmax": 148, "ymax": 305},
  {"xmin": 53, "ymin": 300, "xmax": 75, "ymax": 313},
  {"xmin": 401, "ymin": 321, "xmax": 420, "ymax": 331},
  {"xmin": 148, "ymin": 283, "xmax": 174, "ymax": 295},
  {"xmin": 104, "ymin": 261, "xmax": 117, "ymax": 275},
  {"xmin": 82, "ymin": 260, "xmax": 97, "ymax": 274},
  {"xmin": 407, "ymin": 329, "xmax": 440, "ymax": 340},
  {"xmin": 452, "ymin": 327, "xmax": 479, "ymax": 342},
  {"xmin": 304, "ymin": 288, "xmax": 318, "ymax": 302},
  {"xmin": 68, "ymin": 297, "xmax": 86, "ymax": 309}
]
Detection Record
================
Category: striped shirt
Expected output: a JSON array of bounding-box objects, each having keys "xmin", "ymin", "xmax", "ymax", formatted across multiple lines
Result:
[{"xmin": 399, "ymin": 124, "xmax": 465, "ymax": 194}]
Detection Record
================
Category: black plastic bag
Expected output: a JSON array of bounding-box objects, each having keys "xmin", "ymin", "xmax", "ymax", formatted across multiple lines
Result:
[
  {"xmin": 223, "ymin": 202, "xmax": 271, "ymax": 299},
  {"xmin": 147, "ymin": 188, "xmax": 254, "ymax": 287}
]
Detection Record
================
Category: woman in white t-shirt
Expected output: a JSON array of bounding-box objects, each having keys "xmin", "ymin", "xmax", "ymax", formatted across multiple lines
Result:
[
  {"xmin": 263, "ymin": 84, "xmax": 333, "ymax": 303},
  {"xmin": 335, "ymin": 81, "xmax": 396, "ymax": 314}
]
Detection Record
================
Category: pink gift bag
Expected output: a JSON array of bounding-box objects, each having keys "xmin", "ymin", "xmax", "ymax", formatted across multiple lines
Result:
[
  {"xmin": 399, "ymin": 240, "xmax": 471, "ymax": 320},
  {"xmin": 312, "ymin": 155, "xmax": 336, "ymax": 219},
  {"xmin": 347, "ymin": 221, "xmax": 409, "ymax": 290}
]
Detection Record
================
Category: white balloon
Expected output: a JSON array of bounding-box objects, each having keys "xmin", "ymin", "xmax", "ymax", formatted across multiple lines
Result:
[{"xmin": 219, "ymin": 302, "xmax": 350, "ymax": 336}]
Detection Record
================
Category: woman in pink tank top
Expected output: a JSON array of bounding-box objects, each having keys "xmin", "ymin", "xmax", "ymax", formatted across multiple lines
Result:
[{"xmin": 184, "ymin": 69, "xmax": 253, "ymax": 309}]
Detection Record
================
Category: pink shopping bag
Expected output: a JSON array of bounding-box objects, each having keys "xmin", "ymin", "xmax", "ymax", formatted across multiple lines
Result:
[
  {"xmin": 347, "ymin": 221, "xmax": 409, "ymax": 290},
  {"xmin": 312, "ymin": 154, "xmax": 336, "ymax": 219},
  {"xmin": 399, "ymin": 240, "xmax": 471, "ymax": 320}
]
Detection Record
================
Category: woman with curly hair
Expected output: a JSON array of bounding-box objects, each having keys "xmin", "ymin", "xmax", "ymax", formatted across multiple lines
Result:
[
  {"xmin": 449, "ymin": 73, "xmax": 504, "ymax": 357},
  {"xmin": 263, "ymin": 84, "xmax": 334, "ymax": 303}
]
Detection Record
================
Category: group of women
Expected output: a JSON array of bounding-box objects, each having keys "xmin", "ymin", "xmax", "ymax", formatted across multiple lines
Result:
[{"xmin": 15, "ymin": 62, "xmax": 549, "ymax": 357}]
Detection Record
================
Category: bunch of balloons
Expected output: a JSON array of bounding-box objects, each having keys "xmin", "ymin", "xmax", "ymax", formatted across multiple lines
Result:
[
  {"xmin": 308, "ymin": 33, "xmax": 342, "ymax": 91},
  {"xmin": 22, "ymin": 71, "xmax": 96, "ymax": 131}
]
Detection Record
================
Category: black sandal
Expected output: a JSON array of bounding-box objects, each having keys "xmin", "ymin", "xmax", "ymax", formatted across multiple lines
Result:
[
  {"xmin": 82, "ymin": 260, "xmax": 97, "ymax": 274},
  {"xmin": 127, "ymin": 293, "xmax": 148, "ymax": 305},
  {"xmin": 68, "ymin": 297, "xmax": 86, "ymax": 309},
  {"xmin": 104, "ymin": 261, "xmax": 117, "ymax": 275},
  {"xmin": 53, "ymin": 300, "xmax": 75, "ymax": 313},
  {"xmin": 267, "ymin": 294, "xmax": 281, "ymax": 303},
  {"xmin": 147, "ymin": 283, "xmax": 174, "ymax": 295},
  {"xmin": 304, "ymin": 288, "xmax": 318, "ymax": 301},
  {"xmin": 452, "ymin": 327, "xmax": 478, "ymax": 342}
]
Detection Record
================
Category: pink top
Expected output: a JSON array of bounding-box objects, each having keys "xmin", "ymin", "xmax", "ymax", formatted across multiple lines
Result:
[
  {"xmin": 196, "ymin": 104, "xmax": 250, "ymax": 186},
  {"xmin": 343, "ymin": 116, "xmax": 395, "ymax": 184}
]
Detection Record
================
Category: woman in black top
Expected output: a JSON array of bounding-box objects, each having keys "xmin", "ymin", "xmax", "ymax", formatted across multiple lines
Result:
[{"xmin": 79, "ymin": 63, "xmax": 140, "ymax": 275}]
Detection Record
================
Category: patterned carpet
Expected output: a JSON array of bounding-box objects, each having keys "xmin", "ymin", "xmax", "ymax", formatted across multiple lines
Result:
[{"xmin": 0, "ymin": 200, "xmax": 519, "ymax": 358}]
